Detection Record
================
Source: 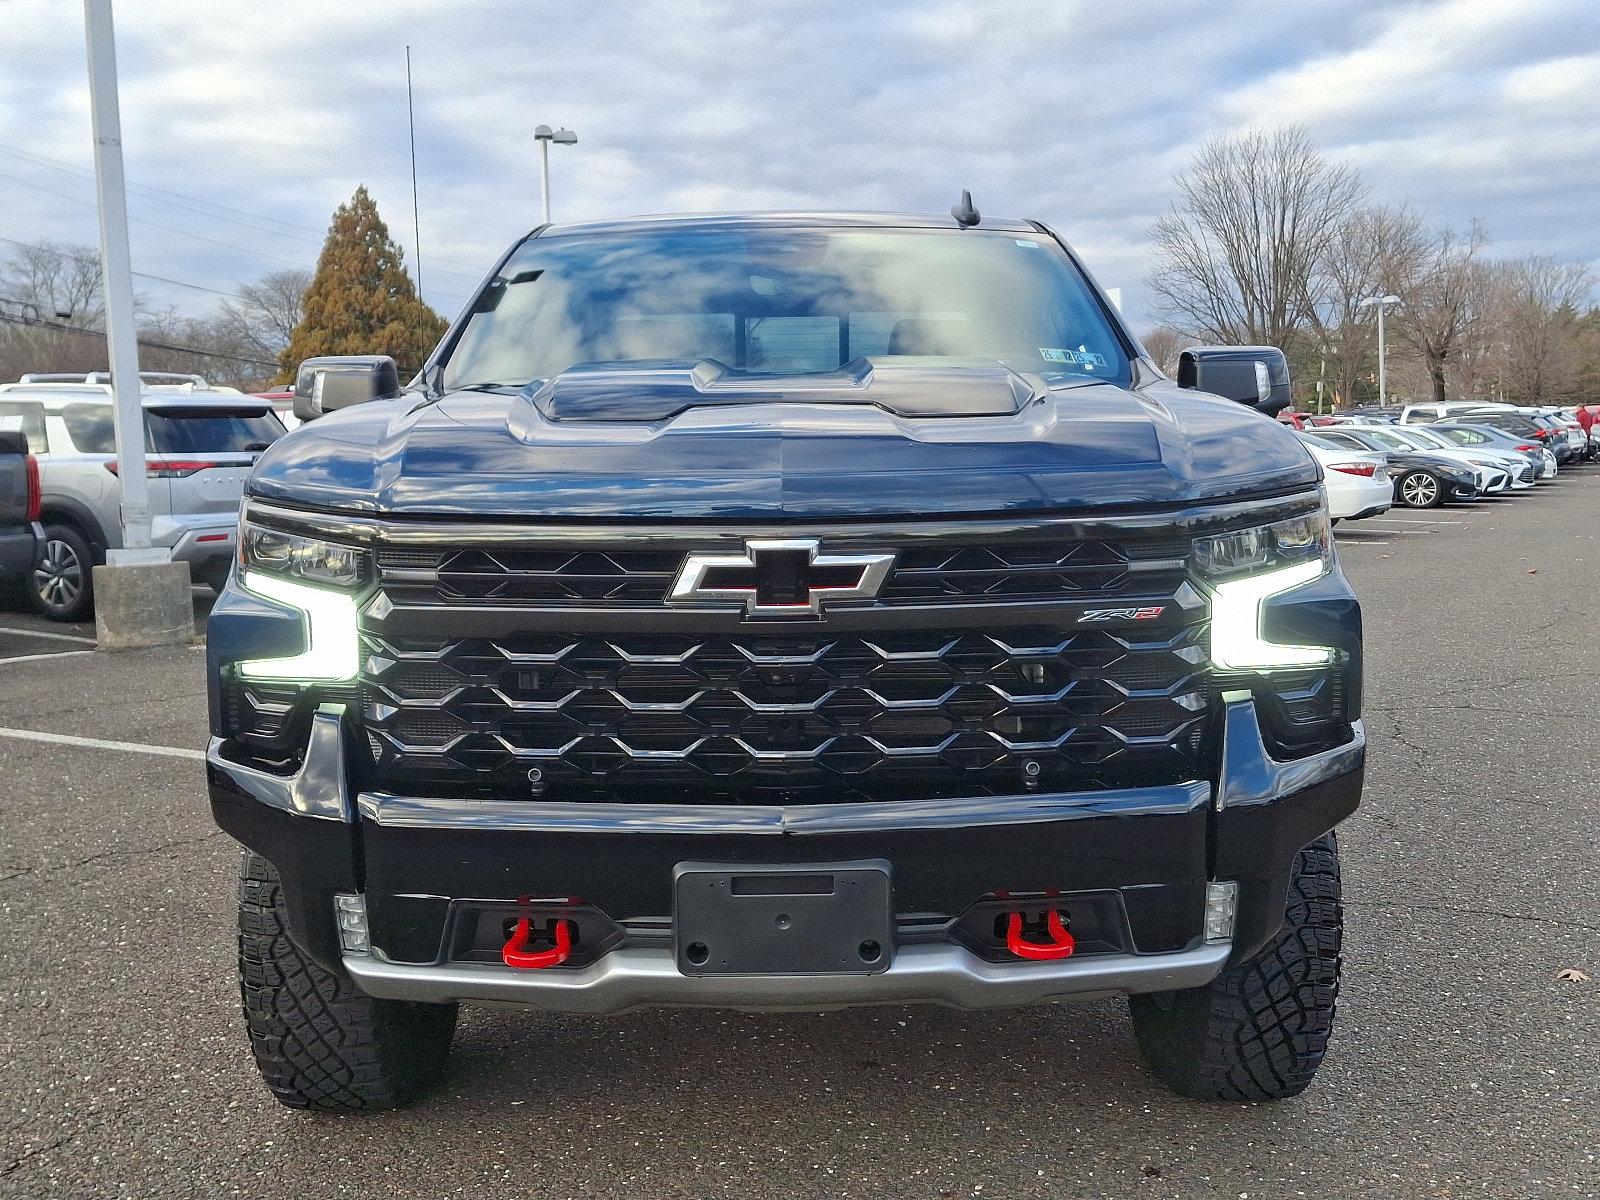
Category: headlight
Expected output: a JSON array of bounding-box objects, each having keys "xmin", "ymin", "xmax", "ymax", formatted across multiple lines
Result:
[
  {"xmin": 1193, "ymin": 511, "xmax": 1335, "ymax": 671},
  {"xmin": 237, "ymin": 572, "xmax": 361, "ymax": 682},
  {"xmin": 235, "ymin": 520, "xmax": 367, "ymax": 682},
  {"xmin": 240, "ymin": 521, "xmax": 368, "ymax": 587}
]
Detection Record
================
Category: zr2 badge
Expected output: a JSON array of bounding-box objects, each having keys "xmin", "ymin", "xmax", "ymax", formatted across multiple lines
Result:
[{"xmin": 1078, "ymin": 606, "xmax": 1165, "ymax": 623}]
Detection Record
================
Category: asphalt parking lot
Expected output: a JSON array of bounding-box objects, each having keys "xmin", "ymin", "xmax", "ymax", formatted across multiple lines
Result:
[{"xmin": 2, "ymin": 480, "xmax": 1597, "ymax": 1200}]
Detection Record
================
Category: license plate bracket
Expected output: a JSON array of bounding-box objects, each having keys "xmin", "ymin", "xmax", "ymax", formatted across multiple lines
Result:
[{"xmin": 673, "ymin": 861, "xmax": 893, "ymax": 976}]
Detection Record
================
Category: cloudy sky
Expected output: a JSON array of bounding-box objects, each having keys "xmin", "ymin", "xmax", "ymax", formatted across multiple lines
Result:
[{"xmin": 1, "ymin": 0, "xmax": 1596, "ymax": 328}]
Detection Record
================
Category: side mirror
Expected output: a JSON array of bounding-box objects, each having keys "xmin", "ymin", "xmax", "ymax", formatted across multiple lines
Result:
[
  {"xmin": 1177, "ymin": 346, "xmax": 1292, "ymax": 418},
  {"xmin": 293, "ymin": 355, "xmax": 400, "ymax": 422}
]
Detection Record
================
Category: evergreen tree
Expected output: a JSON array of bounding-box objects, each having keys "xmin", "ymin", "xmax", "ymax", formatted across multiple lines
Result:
[{"xmin": 281, "ymin": 186, "xmax": 445, "ymax": 381}]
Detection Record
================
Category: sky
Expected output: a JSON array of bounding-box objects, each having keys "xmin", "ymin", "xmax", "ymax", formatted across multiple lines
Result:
[{"xmin": 1, "ymin": 0, "xmax": 1596, "ymax": 331}]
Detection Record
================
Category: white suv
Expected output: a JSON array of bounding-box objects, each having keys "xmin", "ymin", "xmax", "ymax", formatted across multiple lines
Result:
[{"xmin": 0, "ymin": 372, "xmax": 284, "ymax": 620}]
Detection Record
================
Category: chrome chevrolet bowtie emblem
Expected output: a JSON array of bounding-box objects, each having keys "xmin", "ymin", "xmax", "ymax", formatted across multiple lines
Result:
[{"xmin": 669, "ymin": 539, "xmax": 895, "ymax": 617}]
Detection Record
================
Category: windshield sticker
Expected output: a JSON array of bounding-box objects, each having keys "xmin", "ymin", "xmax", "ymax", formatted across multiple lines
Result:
[{"xmin": 1040, "ymin": 348, "xmax": 1107, "ymax": 369}]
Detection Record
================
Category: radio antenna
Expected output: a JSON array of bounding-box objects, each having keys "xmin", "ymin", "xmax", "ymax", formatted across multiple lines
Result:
[
  {"xmin": 951, "ymin": 189, "xmax": 981, "ymax": 229},
  {"xmin": 406, "ymin": 45, "xmax": 424, "ymax": 294}
]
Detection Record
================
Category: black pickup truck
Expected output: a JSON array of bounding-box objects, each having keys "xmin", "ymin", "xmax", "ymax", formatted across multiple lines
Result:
[
  {"xmin": 0, "ymin": 424, "xmax": 42, "ymax": 592},
  {"xmin": 207, "ymin": 210, "xmax": 1363, "ymax": 1110}
]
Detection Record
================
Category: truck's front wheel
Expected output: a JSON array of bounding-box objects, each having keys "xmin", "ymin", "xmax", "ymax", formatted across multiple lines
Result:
[
  {"xmin": 1129, "ymin": 833, "xmax": 1343, "ymax": 1101},
  {"xmin": 237, "ymin": 852, "xmax": 457, "ymax": 1110}
]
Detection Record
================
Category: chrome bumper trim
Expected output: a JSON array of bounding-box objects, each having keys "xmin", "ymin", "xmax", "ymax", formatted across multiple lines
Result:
[{"xmin": 343, "ymin": 941, "xmax": 1230, "ymax": 1015}]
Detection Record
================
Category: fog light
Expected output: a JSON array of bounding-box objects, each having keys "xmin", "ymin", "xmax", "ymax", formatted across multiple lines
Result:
[
  {"xmin": 1204, "ymin": 880, "xmax": 1238, "ymax": 943},
  {"xmin": 334, "ymin": 892, "xmax": 370, "ymax": 954}
]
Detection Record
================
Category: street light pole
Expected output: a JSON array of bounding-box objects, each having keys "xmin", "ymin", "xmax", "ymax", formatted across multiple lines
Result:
[
  {"xmin": 1358, "ymin": 294, "xmax": 1402, "ymax": 406},
  {"xmin": 80, "ymin": 0, "xmax": 193, "ymax": 650},
  {"xmin": 533, "ymin": 124, "xmax": 577, "ymax": 224},
  {"xmin": 82, "ymin": 0, "xmax": 154, "ymax": 557},
  {"xmin": 539, "ymin": 137, "xmax": 550, "ymax": 224}
]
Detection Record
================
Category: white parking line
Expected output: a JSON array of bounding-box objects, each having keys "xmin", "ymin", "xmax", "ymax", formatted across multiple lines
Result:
[
  {"xmin": 0, "ymin": 649, "xmax": 96, "ymax": 667},
  {"xmin": 0, "ymin": 726, "xmax": 205, "ymax": 761},
  {"xmin": 0, "ymin": 625, "xmax": 97, "ymax": 644}
]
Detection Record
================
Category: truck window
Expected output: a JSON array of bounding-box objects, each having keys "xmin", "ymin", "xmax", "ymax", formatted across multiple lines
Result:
[{"xmin": 445, "ymin": 227, "xmax": 1130, "ymax": 392}]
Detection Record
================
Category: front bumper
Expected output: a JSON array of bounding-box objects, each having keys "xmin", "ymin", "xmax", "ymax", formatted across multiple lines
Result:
[
  {"xmin": 346, "ymin": 937, "xmax": 1233, "ymax": 1013},
  {"xmin": 208, "ymin": 694, "xmax": 1364, "ymax": 1014}
]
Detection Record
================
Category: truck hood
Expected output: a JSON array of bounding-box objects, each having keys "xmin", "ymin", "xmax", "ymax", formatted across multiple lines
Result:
[{"xmin": 247, "ymin": 363, "xmax": 1320, "ymax": 520}]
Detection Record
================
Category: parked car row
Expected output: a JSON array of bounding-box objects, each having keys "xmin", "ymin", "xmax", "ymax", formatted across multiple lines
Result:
[
  {"xmin": 0, "ymin": 372, "xmax": 286, "ymax": 620},
  {"xmin": 1285, "ymin": 401, "xmax": 1597, "ymax": 466},
  {"xmin": 1287, "ymin": 403, "xmax": 1591, "ymax": 520}
]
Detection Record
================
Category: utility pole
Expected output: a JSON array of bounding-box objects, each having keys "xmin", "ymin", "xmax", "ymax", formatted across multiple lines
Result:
[{"xmin": 81, "ymin": 0, "xmax": 194, "ymax": 648}]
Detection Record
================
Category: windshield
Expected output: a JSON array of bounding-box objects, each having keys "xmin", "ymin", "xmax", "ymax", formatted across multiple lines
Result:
[{"xmin": 443, "ymin": 226, "xmax": 1130, "ymax": 392}]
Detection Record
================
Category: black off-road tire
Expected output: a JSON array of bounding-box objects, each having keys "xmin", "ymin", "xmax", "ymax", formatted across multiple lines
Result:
[
  {"xmin": 237, "ymin": 852, "xmax": 458, "ymax": 1110},
  {"xmin": 1129, "ymin": 833, "xmax": 1343, "ymax": 1102}
]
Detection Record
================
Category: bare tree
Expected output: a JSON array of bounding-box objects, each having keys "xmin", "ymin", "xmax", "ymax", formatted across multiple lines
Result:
[
  {"xmin": 1494, "ymin": 256, "xmax": 1593, "ymax": 405},
  {"xmin": 1139, "ymin": 326, "xmax": 1190, "ymax": 375},
  {"xmin": 1308, "ymin": 205, "xmax": 1427, "ymax": 408},
  {"xmin": 0, "ymin": 240, "xmax": 108, "ymax": 379},
  {"xmin": 1387, "ymin": 222, "xmax": 1487, "ymax": 403},
  {"xmin": 217, "ymin": 269, "xmax": 310, "ymax": 362},
  {"xmin": 1147, "ymin": 126, "xmax": 1367, "ymax": 348}
]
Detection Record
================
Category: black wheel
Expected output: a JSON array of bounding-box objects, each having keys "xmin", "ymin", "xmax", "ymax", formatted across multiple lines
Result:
[
  {"xmin": 237, "ymin": 852, "xmax": 457, "ymax": 1110},
  {"xmin": 1396, "ymin": 470, "xmax": 1443, "ymax": 508},
  {"xmin": 28, "ymin": 523, "xmax": 94, "ymax": 621},
  {"xmin": 1129, "ymin": 833, "xmax": 1342, "ymax": 1102}
]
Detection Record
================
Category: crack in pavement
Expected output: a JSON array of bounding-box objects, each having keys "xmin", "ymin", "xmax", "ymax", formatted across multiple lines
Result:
[
  {"xmin": 0, "ymin": 829, "xmax": 228, "ymax": 887},
  {"xmin": 3, "ymin": 1127, "xmax": 85, "ymax": 1178},
  {"xmin": 1348, "ymin": 897, "xmax": 1600, "ymax": 935},
  {"xmin": 1375, "ymin": 710, "xmax": 1431, "ymax": 771}
]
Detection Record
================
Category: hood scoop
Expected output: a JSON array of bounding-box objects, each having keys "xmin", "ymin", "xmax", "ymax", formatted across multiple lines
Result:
[{"xmin": 521, "ymin": 357, "xmax": 1043, "ymax": 424}]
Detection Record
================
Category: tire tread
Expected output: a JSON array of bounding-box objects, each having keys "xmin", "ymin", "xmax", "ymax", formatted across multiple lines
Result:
[
  {"xmin": 236, "ymin": 852, "xmax": 455, "ymax": 1110},
  {"xmin": 1130, "ymin": 834, "xmax": 1343, "ymax": 1102}
]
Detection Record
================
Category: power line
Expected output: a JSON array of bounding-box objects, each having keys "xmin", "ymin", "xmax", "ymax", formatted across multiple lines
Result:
[
  {"xmin": 0, "ymin": 309, "xmax": 278, "ymax": 370},
  {"xmin": 0, "ymin": 233, "xmax": 471, "ymax": 322},
  {"xmin": 0, "ymin": 234, "xmax": 248, "ymax": 302},
  {"xmin": 0, "ymin": 233, "xmax": 249, "ymax": 302},
  {"xmin": 0, "ymin": 141, "xmax": 490, "ymax": 281},
  {"xmin": 0, "ymin": 170, "xmax": 321, "ymax": 271}
]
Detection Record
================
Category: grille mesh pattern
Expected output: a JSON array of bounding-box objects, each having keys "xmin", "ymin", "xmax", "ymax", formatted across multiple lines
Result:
[
  {"xmin": 377, "ymin": 537, "xmax": 1188, "ymax": 608},
  {"xmin": 358, "ymin": 624, "xmax": 1211, "ymax": 803}
]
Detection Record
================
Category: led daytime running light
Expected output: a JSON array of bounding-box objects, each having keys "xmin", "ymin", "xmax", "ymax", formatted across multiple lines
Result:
[
  {"xmin": 1209, "ymin": 560, "xmax": 1334, "ymax": 671},
  {"xmin": 237, "ymin": 571, "xmax": 360, "ymax": 682}
]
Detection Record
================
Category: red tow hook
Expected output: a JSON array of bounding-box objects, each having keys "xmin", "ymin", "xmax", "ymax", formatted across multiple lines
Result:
[
  {"xmin": 502, "ymin": 917, "xmax": 573, "ymax": 970},
  {"xmin": 1005, "ymin": 910, "xmax": 1076, "ymax": 960}
]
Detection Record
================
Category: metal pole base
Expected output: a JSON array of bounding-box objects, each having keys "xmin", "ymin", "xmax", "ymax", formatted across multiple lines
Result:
[{"xmin": 92, "ymin": 560, "xmax": 195, "ymax": 650}]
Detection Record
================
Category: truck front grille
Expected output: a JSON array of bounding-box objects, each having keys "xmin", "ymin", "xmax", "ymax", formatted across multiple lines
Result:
[
  {"xmin": 350, "ymin": 524, "xmax": 1214, "ymax": 804},
  {"xmin": 375, "ymin": 536, "xmax": 1190, "ymax": 608}
]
